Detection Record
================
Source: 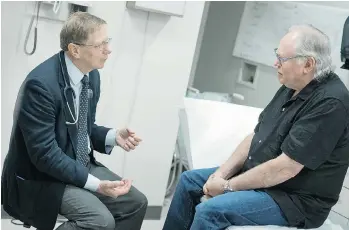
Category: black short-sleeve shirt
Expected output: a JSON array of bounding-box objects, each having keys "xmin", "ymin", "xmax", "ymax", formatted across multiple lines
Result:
[{"xmin": 242, "ymin": 72, "xmax": 349, "ymax": 228}]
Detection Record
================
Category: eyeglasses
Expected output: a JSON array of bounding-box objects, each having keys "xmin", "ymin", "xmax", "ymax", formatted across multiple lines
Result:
[
  {"xmin": 74, "ymin": 38, "xmax": 112, "ymax": 50},
  {"xmin": 274, "ymin": 48, "xmax": 309, "ymax": 66}
]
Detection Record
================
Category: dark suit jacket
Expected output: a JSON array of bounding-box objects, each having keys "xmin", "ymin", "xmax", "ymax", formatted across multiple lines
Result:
[{"xmin": 1, "ymin": 51, "xmax": 113, "ymax": 229}]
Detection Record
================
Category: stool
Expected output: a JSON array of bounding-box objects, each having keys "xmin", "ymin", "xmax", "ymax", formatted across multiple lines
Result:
[{"xmin": 199, "ymin": 196, "xmax": 342, "ymax": 230}]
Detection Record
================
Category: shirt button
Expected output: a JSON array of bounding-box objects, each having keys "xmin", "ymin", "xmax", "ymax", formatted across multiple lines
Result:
[
  {"xmin": 248, "ymin": 156, "xmax": 252, "ymax": 160},
  {"xmin": 259, "ymin": 140, "xmax": 262, "ymax": 143},
  {"xmin": 282, "ymin": 108, "xmax": 285, "ymax": 111}
]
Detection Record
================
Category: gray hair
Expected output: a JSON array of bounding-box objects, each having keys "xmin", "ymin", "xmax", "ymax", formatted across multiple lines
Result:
[
  {"xmin": 60, "ymin": 12, "xmax": 106, "ymax": 51},
  {"xmin": 288, "ymin": 24, "xmax": 332, "ymax": 79}
]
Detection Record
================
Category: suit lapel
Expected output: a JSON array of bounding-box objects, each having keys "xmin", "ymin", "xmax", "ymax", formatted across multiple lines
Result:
[
  {"xmin": 62, "ymin": 87, "xmax": 78, "ymax": 154},
  {"xmin": 58, "ymin": 51, "xmax": 78, "ymax": 154}
]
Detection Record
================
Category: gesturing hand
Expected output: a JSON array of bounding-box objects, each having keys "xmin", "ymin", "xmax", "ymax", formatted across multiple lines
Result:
[
  {"xmin": 97, "ymin": 179, "xmax": 132, "ymax": 198},
  {"xmin": 116, "ymin": 128, "xmax": 142, "ymax": 152}
]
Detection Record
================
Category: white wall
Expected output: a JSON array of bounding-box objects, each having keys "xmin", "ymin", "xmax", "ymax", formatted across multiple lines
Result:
[
  {"xmin": 1, "ymin": 1, "xmax": 205, "ymax": 208},
  {"xmin": 193, "ymin": 1, "xmax": 245, "ymax": 94},
  {"xmin": 193, "ymin": 1, "xmax": 349, "ymax": 109}
]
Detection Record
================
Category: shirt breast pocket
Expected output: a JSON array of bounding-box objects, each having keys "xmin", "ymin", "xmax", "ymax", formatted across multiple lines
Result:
[
  {"xmin": 277, "ymin": 121, "xmax": 293, "ymax": 141},
  {"xmin": 263, "ymin": 121, "xmax": 293, "ymax": 158},
  {"xmin": 263, "ymin": 142, "xmax": 282, "ymax": 160}
]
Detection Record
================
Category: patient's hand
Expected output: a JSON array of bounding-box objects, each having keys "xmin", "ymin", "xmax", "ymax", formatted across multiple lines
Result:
[
  {"xmin": 203, "ymin": 174, "xmax": 226, "ymax": 197},
  {"xmin": 212, "ymin": 170, "xmax": 225, "ymax": 179},
  {"xmin": 203, "ymin": 174, "xmax": 214, "ymax": 195},
  {"xmin": 200, "ymin": 195, "xmax": 212, "ymax": 202}
]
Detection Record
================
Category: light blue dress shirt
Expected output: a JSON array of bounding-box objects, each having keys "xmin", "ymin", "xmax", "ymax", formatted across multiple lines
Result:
[{"xmin": 65, "ymin": 54, "xmax": 117, "ymax": 191}]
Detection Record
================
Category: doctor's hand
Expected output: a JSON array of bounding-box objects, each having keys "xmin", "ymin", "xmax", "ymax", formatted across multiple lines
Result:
[
  {"xmin": 116, "ymin": 128, "xmax": 142, "ymax": 152},
  {"xmin": 97, "ymin": 179, "xmax": 132, "ymax": 198}
]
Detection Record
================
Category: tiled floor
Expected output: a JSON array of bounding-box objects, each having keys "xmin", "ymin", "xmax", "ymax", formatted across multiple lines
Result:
[{"xmin": 1, "ymin": 199, "xmax": 171, "ymax": 230}]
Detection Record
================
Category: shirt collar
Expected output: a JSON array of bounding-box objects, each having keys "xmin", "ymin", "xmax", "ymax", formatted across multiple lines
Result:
[
  {"xmin": 296, "ymin": 72, "xmax": 337, "ymax": 100},
  {"xmin": 64, "ymin": 53, "xmax": 89, "ymax": 85}
]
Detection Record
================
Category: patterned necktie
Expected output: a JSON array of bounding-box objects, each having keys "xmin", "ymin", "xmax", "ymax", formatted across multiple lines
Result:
[{"xmin": 76, "ymin": 75, "xmax": 89, "ymax": 166}]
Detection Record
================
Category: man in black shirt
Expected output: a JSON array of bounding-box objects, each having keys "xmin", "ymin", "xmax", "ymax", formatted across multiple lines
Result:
[{"xmin": 163, "ymin": 25, "xmax": 349, "ymax": 230}]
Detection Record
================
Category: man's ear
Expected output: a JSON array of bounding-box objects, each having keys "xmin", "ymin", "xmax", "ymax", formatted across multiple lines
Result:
[
  {"xmin": 304, "ymin": 57, "xmax": 316, "ymax": 74},
  {"xmin": 67, "ymin": 43, "xmax": 80, "ymax": 59}
]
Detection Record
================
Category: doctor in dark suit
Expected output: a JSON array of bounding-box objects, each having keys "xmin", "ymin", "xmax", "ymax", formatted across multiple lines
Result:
[{"xmin": 1, "ymin": 12, "xmax": 148, "ymax": 230}]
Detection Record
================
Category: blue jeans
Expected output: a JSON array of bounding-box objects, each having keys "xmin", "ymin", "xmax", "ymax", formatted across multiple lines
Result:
[{"xmin": 163, "ymin": 167, "xmax": 289, "ymax": 230}]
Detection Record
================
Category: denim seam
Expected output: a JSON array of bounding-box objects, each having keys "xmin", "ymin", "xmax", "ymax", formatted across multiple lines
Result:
[
  {"xmin": 239, "ymin": 204, "xmax": 278, "ymax": 216},
  {"xmin": 185, "ymin": 189, "xmax": 203, "ymax": 230},
  {"xmin": 195, "ymin": 203, "xmax": 281, "ymax": 228},
  {"xmin": 185, "ymin": 199, "xmax": 193, "ymax": 230},
  {"xmin": 193, "ymin": 210, "xmax": 218, "ymax": 230}
]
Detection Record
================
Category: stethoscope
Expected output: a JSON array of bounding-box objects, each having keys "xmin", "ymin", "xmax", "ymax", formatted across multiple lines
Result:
[{"xmin": 59, "ymin": 51, "xmax": 78, "ymax": 125}]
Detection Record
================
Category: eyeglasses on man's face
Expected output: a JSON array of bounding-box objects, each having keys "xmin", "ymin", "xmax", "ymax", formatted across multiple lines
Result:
[
  {"xmin": 74, "ymin": 38, "xmax": 112, "ymax": 50},
  {"xmin": 274, "ymin": 48, "xmax": 309, "ymax": 66}
]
